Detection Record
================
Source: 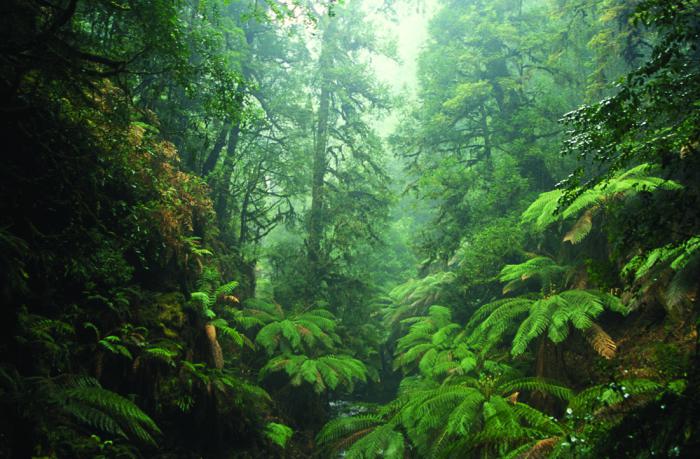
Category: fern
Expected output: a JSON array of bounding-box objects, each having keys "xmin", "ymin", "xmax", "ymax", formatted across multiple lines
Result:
[
  {"xmin": 316, "ymin": 406, "xmax": 405, "ymax": 459},
  {"xmin": 53, "ymin": 376, "xmax": 161, "ymax": 445},
  {"xmin": 623, "ymin": 235, "xmax": 700, "ymax": 312},
  {"xmin": 210, "ymin": 318, "xmax": 254, "ymax": 349},
  {"xmin": 189, "ymin": 276, "xmax": 254, "ymax": 368},
  {"xmin": 569, "ymin": 378, "xmax": 665, "ymax": 413},
  {"xmin": 260, "ymin": 354, "xmax": 368, "ymax": 394},
  {"xmin": 393, "ymin": 306, "xmax": 475, "ymax": 379},
  {"xmin": 254, "ymin": 307, "xmax": 340, "ymax": 355},
  {"xmin": 143, "ymin": 345, "xmax": 178, "ymax": 367},
  {"xmin": 522, "ymin": 164, "xmax": 681, "ymax": 243},
  {"xmin": 386, "ymin": 272, "xmax": 456, "ymax": 325},
  {"xmin": 470, "ymin": 290, "xmax": 627, "ymax": 358},
  {"xmin": 264, "ymin": 422, "xmax": 293, "ymax": 448},
  {"xmin": 318, "ymin": 361, "xmax": 570, "ymax": 459},
  {"xmin": 511, "ymin": 290, "xmax": 627, "ymax": 357},
  {"xmin": 397, "ymin": 367, "xmax": 570, "ymax": 458},
  {"xmin": 99, "ymin": 335, "xmax": 133, "ymax": 360},
  {"xmin": 499, "ymin": 256, "xmax": 571, "ymax": 294}
]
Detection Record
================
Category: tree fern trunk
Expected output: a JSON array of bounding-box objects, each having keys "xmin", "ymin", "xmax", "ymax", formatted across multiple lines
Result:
[{"xmin": 533, "ymin": 335, "xmax": 567, "ymax": 413}]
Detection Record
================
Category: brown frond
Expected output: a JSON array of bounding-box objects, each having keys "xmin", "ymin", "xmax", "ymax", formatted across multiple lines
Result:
[
  {"xmin": 520, "ymin": 437, "xmax": 558, "ymax": 459},
  {"xmin": 507, "ymin": 391, "xmax": 520, "ymax": 404},
  {"xmin": 204, "ymin": 323, "xmax": 224, "ymax": 369},
  {"xmin": 585, "ymin": 323, "xmax": 617, "ymax": 359},
  {"xmin": 563, "ymin": 209, "xmax": 594, "ymax": 244},
  {"xmin": 221, "ymin": 294, "xmax": 239, "ymax": 304},
  {"xmin": 335, "ymin": 427, "xmax": 375, "ymax": 450}
]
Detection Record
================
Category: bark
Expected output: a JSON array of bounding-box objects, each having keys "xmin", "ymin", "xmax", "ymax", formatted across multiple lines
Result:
[
  {"xmin": 201, "ymin": 123, "xmax": 230, "ymax": 176},
  {"xmin": 307, "ymin": 18, "xmax": 335, "ymax": 282}
]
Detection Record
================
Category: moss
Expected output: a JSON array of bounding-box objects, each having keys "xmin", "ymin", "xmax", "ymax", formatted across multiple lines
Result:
[
  {"xmin": 653, "ymin": 343, "xmax": 690, "ymax": 380},
  {"xmin": 155, "ymin": 292, "xmax": 187, "ymax": 339}
]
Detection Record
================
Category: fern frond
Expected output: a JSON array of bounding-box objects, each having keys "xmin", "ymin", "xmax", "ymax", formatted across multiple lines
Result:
[
  {"xmin": 522, "ymin": 164, "xmax": 681, "ymax": 243},
  {"xmin": 499, "ymin": 378, "xmax": 573, "ymax": 401},
  {"xmin": 316, "ymin": 413, "xmax": 383, "ymax": 446},
  {"xmin": 562, "ymin": 209, "xmax": 594, "ymax": 244},
  {"xmin": 204, "ymin": 323, "xmax": 224, "ymax": 369},
  {"xmin": 190, "ymin": 291, "xmax": 213, "ymax": 309},
  {"xmin": 214, "ymin": 281, "xmax": 239, "ymax": 299},
  {"xmin": 59, "ymin": 377, "xmax": 160, "ymax": 445},
  {"xmin": 584, "ymin": 323, "xmax": 617, "ymax": 359},
  {"xmin": 265, "ymin": 422, "xmax": 293, "ymax": 448},
  {"xmin": 569, "ymin": 378, "xmax": 663, "ymax": 412},
  {"xmin": 521, "ymin": 190, "xmax": 563, "ymax": 230}
]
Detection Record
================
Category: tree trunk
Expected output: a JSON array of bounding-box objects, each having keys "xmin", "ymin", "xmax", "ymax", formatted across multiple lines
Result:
[
  {"xmin": 307, "ymin": 18, "xmax": 335, "ymax": 286},
  {"xmin": 201, "ymin": 123, "xmax": 230, "ymax": 176},
  {"xmin": 307, "ymin": 84, "xmax": 330, "ymax": 280}
]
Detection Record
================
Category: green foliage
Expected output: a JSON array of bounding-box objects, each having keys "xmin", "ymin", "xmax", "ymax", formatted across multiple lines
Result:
[
  {"xmin": 260, "ymin": 354, "xmax": 368, "ymax": 394},
  {"xmin": 99, "ymin": 336, "xmax": 133, "ymax": 361},
  {"xmin": 318, "ymin": 362, "xmax": 571, "ymax": 458},
  {"xmin": 4, "ymin": 0, "xmax": 700, "ymax": 455},
  {"xmin": 264, "ymin": 422, "xmax": 293, "ymax": 448},
  {"xmin": 393, "ymin": 306, "xmax": 476, "ymax": 379},
  {"xmin": 623, "ymin": 236, "xmax": 700, "ymax": 311},
  {"xmin": 47, "ymin": 376, "xmax": 161, "ymax": 445},
  {"xmin": 522, "ymin": 164, "xmax": 681, "ymax": 242},
  {"xmin": 500, "ymin": 256, "xmax": 572, "ymax": 294},
  {"xmin": 251, "ymin": 302, "xmax": 340, "ymax": 355},
  {"xmin": 569, "ymin": 378, "xmax": 666, "ymax": 413},
  {"xmin": 469, "ymin": 289, "xmax": 627, "ymax": 357},
  {"xmin": 386, "ymin": 272, "xmax": 457, "ymax": 325}
]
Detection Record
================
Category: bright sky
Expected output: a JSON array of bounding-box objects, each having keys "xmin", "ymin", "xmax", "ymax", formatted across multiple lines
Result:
[
  {"xmin": 367, "ymin": 0, "xmax": 436, "ymax": 95},
  {"xmin": 361, "ymin": 0, "xmax": 437, "ymax": 135}
]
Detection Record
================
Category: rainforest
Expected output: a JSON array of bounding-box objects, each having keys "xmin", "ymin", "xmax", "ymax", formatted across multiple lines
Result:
[{"xmin": 1, "ymin": 0, "xmax": 699, "ymax": 457}]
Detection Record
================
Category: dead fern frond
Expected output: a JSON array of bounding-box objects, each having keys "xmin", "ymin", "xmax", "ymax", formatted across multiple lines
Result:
[
  {"xmin": 520, "ymin": 437, "xmax": 558, "ymax": 459},
  {"xmin": 204, "ymin": 323, "xmax": 224, "ymax": 369},
  {"xmin": 584, "ymin": 323, "xmax": 617, "ymax": 359},
  {"xmin": 563, "ymin": 209, "xmax": 594, "ymax": 244}
]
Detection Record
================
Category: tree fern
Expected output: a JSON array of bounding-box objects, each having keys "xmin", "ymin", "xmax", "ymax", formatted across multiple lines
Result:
[
  {"xmin": 264, "ymin": 422, "xmax": 293, "ymax": 448},
  {"xmin": 511, "ymin": 290, "xmax": 627, "ymax": 357},
  {"xmin": 394, "ymin": 305, "xmax": 475, "ymax": 379},
  {"xmin": 189, "ymin": 276, "xmax": 253, "ymax": 368},
  {"xmin": 52, "ymin": 376, "xmax": 161, "ymax": 445},
  {"xmin": 623, "ymin": 235, "xmax": 700, "ymax": 312},
  {"xmin": 469, "ymin": 290, "xmax": 627, "ymax": 359},
  {"xmin": 254, "ymin": 307, "xmax": 340, "ymax": 355},
  {"xmin": 522, "ymin": 164, "xmax": 681, "ymax": 243},
  {"xmin": 401, "ymin": 367, "xmax": 570, "ymax": 458},
  {"xmin": 260, "ymin": 354, "xmax": 368, "ymax": 394},
  {"xmin": 499, "ymin": 256, "xmax": 571, "ymax": 294},
  {"xmin": 386, "ymin": 272, "xmax": 456, "ymax": 325}
]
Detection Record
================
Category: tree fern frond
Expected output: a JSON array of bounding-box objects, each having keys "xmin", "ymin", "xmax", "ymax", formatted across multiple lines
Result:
[
  {"xmin": 499, "ymin": 378, "xmax": 573, "ymax": 401},
  {"xmin": 316, "ymin": 413, "xmax": 384, "ymax": 452},
  {"xmin": 264, "ymin": 422, "xmax": 293, "ymax": 448},
  {"xmin": 59, "ymin": 378, "xmax": 160, "ymax": 445},
  {"xmin": 190, "ymin": 291, "xmax": 213, "ymax": 310},
  {"xmin": 521, "ymin": 190, "xmax": 563, "ymax": 230},
  {"xmin": 511, "ymin": 402, "xmax": 565, "ymax": 435},
  {"xmin": 562, "ymin": 209, "xmax": 594, "ymax": 244},
  {"xmin": 345, "ymin": 423, "xmax": 404, "ymax": 459},
  {"xmin": 214, "ymin": 281, "xmax": 239, "ymax": 299},
  {"xmin": 507, "ymin": 290, "xmax": 625, "ymax": 356},
  {"xmin": 522, "ymin": 164, "xmax": 680, "ymax": 243},
  {"xmin": 584, "ymin": 323, "xmax": 617, "ymax": 359},
  {"xmin": 569, "ymin": 378, "xmax": 663, "ymax": 413}
]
